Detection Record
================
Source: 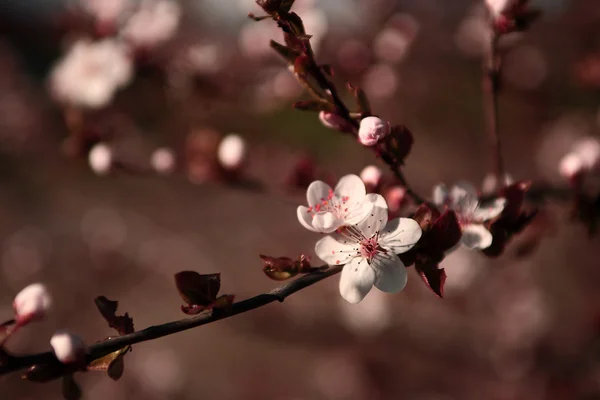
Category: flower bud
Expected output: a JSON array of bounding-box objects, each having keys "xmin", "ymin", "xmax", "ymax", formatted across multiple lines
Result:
[
  {"xmin": 13, "ymin": 283, "xmax": 52, "ymax": 326},
  {"xmin": 485, "ymin": 0, "xmax": 510, "ymax": 17},
  {"xmin": 217, "ymin": 134, "xmax": 246, "ymax": 170},
  {"xmin": 559, "ymin": 152, "xmax": 583, "ymax": 180},
  {"xmin": 358, "ymin": 116, "xmax": 390, "ymax": 146},
  {"xmin": 151, "ymin": 147, "xmax": 176, "ymax": 175},
  {"xmin": 88, "ymin": 143, "xmax": 112, "ymax": 175},
  {"xmin": 359, "ymin": 165, "xmax": 382, "ymax": 191},
  {"xmin": 50, "ymin": 331, "xmax": 86, "ymax": 364},
  {"xmin": 318, "ymin": 111, "xmax": 355, "ymax": 133},
  {"xmin": 573, "ymin": 137, "xmax": 600, "ymax": 170}
]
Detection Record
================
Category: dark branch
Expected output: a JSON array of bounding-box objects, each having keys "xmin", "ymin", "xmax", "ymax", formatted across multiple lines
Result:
[{"xmin": 0, "ymin": 265, "xmax": 343, "ymax": 376}]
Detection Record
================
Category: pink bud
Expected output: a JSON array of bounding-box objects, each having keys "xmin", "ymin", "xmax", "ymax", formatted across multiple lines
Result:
[
  {"xmin": 559, "ymin": 152, "xmax": 584, "ymax": 180},
  {"xmin": 318, "ymin": 111, "xmax": 354, "ymax": 133},
  {"xmin": 88, "ymin": 143, "xmax": 112, "ymax": 175},
  {"xmin": 151, "ymin": 147, "xmax": 176, "ymax": 175},
  {"xmin": 359, "ymin": 165, "xmax": 382, "ymax": 190},
  {"xmin": 50, "ymin": 331, "xmax": 86, "ymax": 364},
  {"xmin": 385, "ymin": 186, "xmax": 407, "ymax": 213},
  {"xmin": 358, "ymin": 116, "xmax": 390, "ymax": 146},
  {"xmin": 218, "ymin": 134, "xmax": 246, "ymax": 170},
  {"xmin": 13, "ymin": 283, "xmax": 52, "ymax": 326}
]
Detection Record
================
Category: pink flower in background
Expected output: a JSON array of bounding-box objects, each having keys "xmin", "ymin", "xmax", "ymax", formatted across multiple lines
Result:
[
  {"xmin": 89, "ymin": 143, "xmax": 113, "ymax": 175},
  {"xmin": 433, "ymin": 182, "xmax": 505, "ymax": 249},
  {"xmin": 359, "ymin": 165, "xmax": 382, "ymax": 190},
  {"xmin": 122, "ymin": 0, "xmax": 181, "ymax": 48},
  {"xmin": 50, "ymin": 38, "xmax": 133, "ymax": 109},
  {"xmin": 13, "ymin": 283, "xmax": 51, "ymax": 325},
  {"xmin": 297, "ymin": 175, "xmax": 383, "ymax": 233},
  {"xmin": 50, "ymin": 331, "xmax": 86, "ymax": 364},
  {"xmin": 358, "ymin": 116, "xmax": 391, "ymax": 146},
  {"xmin": 315, "ymin": 199, "xmax": 421, "ymax": 304},
  {"xmin": 559, "ymin": 136, "xmax": 600, "ymax": 180},
  {"xmin": 485, "ymin": 0, "xmax": 510, "ymax": 17},
  {"xmin": 82, "ymin": 0, "xmax": 128, "ymax": 24},
  {"xmin": 217, "ymin": 134, "xmax": 246, "ymax": 171}
]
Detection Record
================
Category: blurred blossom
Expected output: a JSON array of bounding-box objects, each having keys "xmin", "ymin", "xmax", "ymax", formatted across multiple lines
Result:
[
  {"xmin": 88, "ymin": 143, "xmax": 113, "ymax": 175},
  {"xmin": 187, "ymin": 43, "xmax": 222, "ymax": 75},
  {"xmin": 151, "ymin": 147, "xmax": 176, "ymax": 175},
  {"xmin": 559, "ymin": 152, "xmax": 583, "ymax": 180},
  {"xmin": 387, "ymin": 13, "xmax": 420, "ymax": 40},
  {"xmin": 218, "ymin": 134, "xmax": 247, "ymax": 171},
  {"xmin": 485, "ymin": 0, "xmax": 510, "ymax": 17},
  {"xmin": 336, "ymin": 39, "xmax": 371, "ymax": 75},
  {"xmin": 81, "ymin": 207, "xmax": 128, "ymax": 254},
  {"xmin": 50, "ymin": 38, "xmax": 133, "ymax": 109},
  {"xmin": 338, "ymin": 288, "xmax": 391, "ymax": 335},
  {"xmin": 359, "ymin": 165, "xmax": 382, "ymax": 190},
  {"xmin": 2, "ymin": 227, "xmax": 48, "ymax": 289},
  {"xmin": 373, "ymin": 27, "xmax": 412, "ymax": 64},
  {"xmin": 454, "ymin": 16, "xmax": 491, "ymax": 57},
  {"xmin": 362, "ymin": 63, "xmax": 398, "ymax": 99},
  {"xmin": 239, "ymin": 22, "xmax": 279, "ymax": 59},
  {"xmin": 272, "ymin": 69, "xmax": 302, "ymax": 99},
  {"xmin": 122, "ymin": 0, "xmax": 181, "ymax": 48},
  {"xmin": 571, "ymin": 137, "xmax": 600, "ymax": 171},
  {"xmin": 185, "ymin": 129, "xmax": 220, "ymax": 184},
  {"xmin": 13, "ymin": 283, "xmax": 52, "ymax": 325},
  {"xmin": 504, "ymin": 46, "xmax": 548, "ymax": 90},
  {"xmin": 133, "ymin": 348, "xmax": 185, "ymax": 395},
  {"xmin": 384, "ymin": 186, "xmax": 406, "ymax": 213},
  {"xmin": 82, "ymin": 0, "xmax": 129, "ymax": 24}
]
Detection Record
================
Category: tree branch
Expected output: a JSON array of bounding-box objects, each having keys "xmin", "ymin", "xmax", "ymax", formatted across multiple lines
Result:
[{"xmin": 0, "ymin": 265, "xmax": 343, "ymax": 376}]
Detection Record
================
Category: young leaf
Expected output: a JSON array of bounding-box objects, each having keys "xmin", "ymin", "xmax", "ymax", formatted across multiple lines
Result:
[
  {"xmin": 94, "ymin": 296, "xmax": 134, "ymax": 336},
  {"xmin": 87, "ymin": 345, "xmax": 131, "ymax": 381},
  {"xmin": 348, "ymin": 84, "xmax": 371, "ymax": 116},
  {"xmin": 416, "ymin": 262, "xmax": 447, "ymax": 298},
  {"xmin": 269, "ymin": 40, "xmax": 300, "ymax": 65},
  {"xmin": 174, "ymin": 271, "xmax": 221, "ymax": 307}
]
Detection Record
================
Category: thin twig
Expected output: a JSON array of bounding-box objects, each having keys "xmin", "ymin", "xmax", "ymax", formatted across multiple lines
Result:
[
  {"xmin": 484, "ymin": 32, "xmax": 505, "ymax": 183},
  {"xmin": 0, "ymin": 265, "xmax": 343, "ymax": 376}
]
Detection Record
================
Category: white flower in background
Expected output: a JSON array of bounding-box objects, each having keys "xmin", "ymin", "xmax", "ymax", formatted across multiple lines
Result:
[
  {"xmin": 151, "ymin": 147, "xmax": 176, "ymax": 175},
  {"xmin": 218, "ymin": 134, "xmax": 246, "ymax": 170},
  {"xmin": 558, "ymin": 136, "xmax": 600, "ymax": 180},
  {"xmin": 358, "ymin": 116, "xmax": 390, "ymax": 146},
  {"xmin": 433, "ymin": 182, "xmax": 505, "ymax": 250},
  {"xmin": 297, "ymin": 175, "xmax": 383, "ymax": 233},
  {"xmin": 82, "ymin": 0, "xmax": 128, "ymax": 23},
  {"xmin": 122, "ymin": 0, "xmax": 181, "ymax": 48},
  {"xmin": 50, "ymin": 331, "xmax": 86, "ymax": 364},
  {"xmin": 315, "ymin": 200, "xmax": 421, "ymax": 304},
  {"xmin": 89, "ymin": 143, "xmax": 113, "ymax": 175},
  {"xmin": 359, "ymin": 165, "xmax": 382, "ymax": 189},
  {"xmin": 485, "ymin": 0, "xmax": 510, "ymax": 17},
  {"xmin": 50, "ymin": 38, "xmax": 133, "ymax": 109},
  {"xmin": 559, "ymin": 153, "xmax": 583, "ymax": 180},
  {"xmin": 13, "ymin": 283, "xmax": 52, "ymax": 325}
]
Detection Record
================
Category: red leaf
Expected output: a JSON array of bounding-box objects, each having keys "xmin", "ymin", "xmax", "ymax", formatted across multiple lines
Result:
[
  {"xmin": 429, "ymin": 210, "xmax": 462, "ymax": 252},
  {"xmin": 416, "ymin": 263, "xmax": 446, "ymax": 298},
  {"xmin": 94, "ymin": 296, "xmax": 134, "ymax": 336},
  {"xmin": 174, "ymin": 271, "xmax": 221, "ymax": 307}
]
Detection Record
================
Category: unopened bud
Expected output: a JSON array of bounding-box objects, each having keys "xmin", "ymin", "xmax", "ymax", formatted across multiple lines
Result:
[
  {"xmin": 151, "ymin": 147, "xmax": 176, "ymax": 175},
  {"xmin": 359, "ymin": 165, "xmax": 382, "ymax": 191},
  {"xmin": 13, "ymin": 283, "xmax": 52, "ymax": 326},
  {"xmin": 50, "ymin": 331, "xmax": 86, "ymax": 364},
  {"xmin": 559, "ymin": 152, "xmax": 583, "ymax": 180},
  {"xmin": 318, "ymin": 111, "xmax": 355, "ymax": 133},
  {"xmin": 385, "ymin": 186, "xmax": 407, "ymax": 213},
  {"xmin": 358, "ymin": 116, "xmax": 390, "ymax": 146},
  {"xmin": 88, "ymin": 143, "xmax": 112, "ymax": 175},
  {"xmin": 218, "ymin": 134, "xmax": 246, "ymax": 170}
]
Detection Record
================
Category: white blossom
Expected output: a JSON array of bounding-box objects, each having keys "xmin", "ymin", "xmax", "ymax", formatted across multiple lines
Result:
[
  {"xmin": 297, "ymin": 175, "xmax": 384, "ymax": 233},
  {"xmin": 485, "ymin": 0, "xmax": 510, "ymax": 17},
  {"xmin": 89, "ymin": 143, "xmax": 113, "ymax": 175},
  {"xmin": 217, "ymin": 134, "xmax": 246, "ymax": 170},
  {"xmin": 122, "ymin": 0, "xmax": 181, "ymax": 48},
  {"xmin": 13, "ymin": 283, "xmax": 51, "ymax": 325},
  {"xmin": 433, "ymin": 181, "xmax": 505, "ymax": 250},
  {"xmin": 50, "ymin": 331, "xmax": 86, "ymax": 364},
  {"xmin": 151, "ymin": 147, "xmax": 176, "ymax": 175},
  {"xmin": 358, "ymin": 116, "xmax": 390, "ymax": 146}
]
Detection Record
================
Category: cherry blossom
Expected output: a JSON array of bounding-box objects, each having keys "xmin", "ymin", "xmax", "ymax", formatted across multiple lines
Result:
[
  {"xmin": 50, "ymin": 331, "xmax": 86, "ymax": 364},
  {"xmin": 358, "ymin": 116, "xmax": 391, "ymax": 146},
  {"xmin": 13, "ymin": 283, "xmax": 52, "ymax": 325},
  {"xmin": 297, "ymin": 175, "xmax": 383, "ymax": 233},
  {"xmin": 433, "ymin": 181, "xmax": 506, "ymax": 250},
  {"xmin": 315, "ymin": 198, "xmax": 422, "ymax": 304},
  {"xmin": 122, "ymin": 0, "xmax": 181, "ymax": 48}
]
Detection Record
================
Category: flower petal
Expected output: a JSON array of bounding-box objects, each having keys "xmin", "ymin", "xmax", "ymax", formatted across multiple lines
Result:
[
  {"xmin": 344, "ymin": 198, "xmax": 374, "ymax": 225},
  {"xmin": 432, "ymin": 184, "xmax": 448, "ymax": 206},
  {"xmin": 357, "ymin": 200, "xmax": 388, "ymax": 238},
  {"xmin": 450, "ymin": 181, "xmax": 479, "ymax": 215},
  {"xmin": 473, "ymin": 197, "xmax": 506, "ymax": 221},
  {"xmin": 315, "ymin": 235, "xmax": 356, "ymax": 265},
  {"xmin": 366, "ymin": 193, "xmax": 388, "ymax": 209},
  {"xmin": 312, "ymin": 212, "xmax": 343, "ymax": 233},
  {"xmin": 379, "ymin": 217, "xmax": 422, "ymax": 254},
  {"xmin": 306, "ymin": 180, "xmax": 332, "ymax": 206},
  {"xmin": 373, "ymin": 253, "xmax": 407, "ymax": 294},
  {"xmin": 339, "ymin": 258, "xmax": 375, "ymax": 304},
  {"xmin": 297, "ymin": 206, "xmax": 317, "ymax": 232},
  {"xmin": 334, "ymin": 174, "xmax": 366, "ymax": 202},
  {"xmin": 461, "ymin": 224, "xmax": 493, "ymax": 249}
]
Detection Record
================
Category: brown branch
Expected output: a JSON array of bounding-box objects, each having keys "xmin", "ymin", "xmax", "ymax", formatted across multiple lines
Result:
[
  {"xmin": 484, "ymin": 31, "xmax": 505, "ymax": 183},
  {"xmin": 0, "ymin": 265, "xmax": 343, "ymax": 376}
]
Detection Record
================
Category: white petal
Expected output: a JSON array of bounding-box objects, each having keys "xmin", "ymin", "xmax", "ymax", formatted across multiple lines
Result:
[
  {"xmin": 312, "ymin": 212, "xmax": 343, "ymax": 233},
  {"xmin": 373, "ymin": 253, "xmax": 407, "ymax": 294},
  {"xmin": 379, "ymin": 217, "xmax": 422, "ymax": 254},
  {"xmin": 450, "ymin": 181, "xmax": 479, "ymax": 215},
  {"xmin": 339, "ymin": 258, "xmax": 375, "ymax": 304},
  {"xmin": 315, "ymin": 235, "xmax": 356, "ymax": 265},
  {"xmin": 306, "ymin": 180, "xmax": 332, "ymax": 206},
  {"xmin": 473, "ymin": 197, "xmax": 506, "ymax": 221},
  {"xmin": 461, "ymin": 224, "xmax": 493, "ymax": 249},
  {"xmin": 297, "ymin": 206, "xmax": 317, "ymax": 232},
  {"xmin": 357, "ymin": 200, "xmax": 388, "ymax": 238},
  {"xmin": 344, "ymin": 199, "xmax": 374, "ymax": 225},
  {"xmin": 334, "ymin": 174, "xmax": 366, "ymax": 202},
  {"xmin": 366, "ymin": 193, "xmax": 388, "ymax": 209},
  {"xmin": 432, "ymin": 184, "xmax": 448, "ymax": 206}
]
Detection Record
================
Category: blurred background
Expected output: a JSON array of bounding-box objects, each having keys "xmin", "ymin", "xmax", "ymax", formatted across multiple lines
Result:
[{"xmin": 1, "ymin": 0, "xmax": 600, "ymax": 399}]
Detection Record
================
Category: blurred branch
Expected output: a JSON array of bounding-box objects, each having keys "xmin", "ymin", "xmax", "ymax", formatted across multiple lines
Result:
[{"xmin": 0, "ymin": 265, "xmax": 342, "ymax": 376}]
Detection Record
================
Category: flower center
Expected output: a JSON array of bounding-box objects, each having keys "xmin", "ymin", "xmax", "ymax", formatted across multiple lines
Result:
[{"xmin": 359, "ymin": 236, "xmax": 383, "ymax": 261}]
